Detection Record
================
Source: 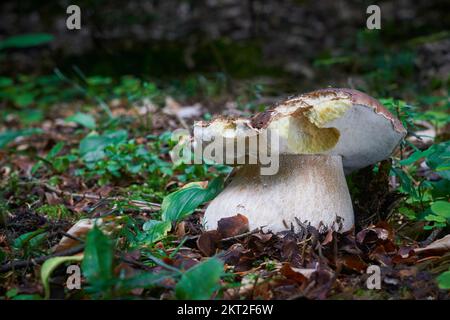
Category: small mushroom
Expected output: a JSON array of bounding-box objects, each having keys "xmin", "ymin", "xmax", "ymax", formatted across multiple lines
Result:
[{"xmin": 194, "ymin": 88, "xmax": 406, "ymax": 233}]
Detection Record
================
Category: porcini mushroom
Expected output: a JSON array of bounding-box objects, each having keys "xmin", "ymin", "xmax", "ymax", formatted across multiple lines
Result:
[{"xmin": 194, "ymin": 88, "xmax": 406, "ymax": 233}]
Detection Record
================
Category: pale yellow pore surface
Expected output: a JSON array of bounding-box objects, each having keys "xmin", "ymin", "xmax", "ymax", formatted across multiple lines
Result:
[
  {"xmin": 204, "ymin": 155, "xmax": 354, "ymax": 233},
  {"xmin": 303, "ymin": 100, "xmax": 353, "ymax": 127},
  {"xmin": 274, "ymin": 94, "xmax": 352, "ymax": 127},
  {"xmin": 268, "ymin": 113, "xmax": 340, "ymax": 154}
]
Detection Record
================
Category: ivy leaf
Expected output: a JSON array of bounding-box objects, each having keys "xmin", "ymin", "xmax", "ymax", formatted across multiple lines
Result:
[
  {"xmin": 66, "ymin": 112, "xmax": 96, "ymax": 130},
  {"xmin": 81, "ymin": 225, "xmax": 114, "ymax": 294},
  {"xmin": 41, "ymin": 255, "xmax": 83, "ymax": 299},
  {"xmin": 175, "ymin": 258, "xmax": 223, "ymax": 300},
  {"xmin": 161, "ymin": 177, "xmax": 223, "ymax": 222}
]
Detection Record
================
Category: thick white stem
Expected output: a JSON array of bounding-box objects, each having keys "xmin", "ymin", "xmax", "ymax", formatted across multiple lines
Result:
[{"xmin": 204, "ymin": 155, "xmax": 354, "ymax": 233}]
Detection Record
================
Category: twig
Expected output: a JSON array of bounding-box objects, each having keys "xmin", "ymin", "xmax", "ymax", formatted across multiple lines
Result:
[
  {"xmin": 385, "ymin": 195, "xmax": 406, "ymax": 221},
  {"xmin": 59, "ymin": 231, "xmax": 85, "ymax": 244},
  {"xmin": 220, "ymin": 228, "xmax": 265, "ymax": 242},
  {"xmin": 171, "ymin": 227, "xmax": 265, "ymax": 244},
  {"xmin": 0, "ymin": 241, "xmax": 175, "ymax": 274},
  {"xmin": 420, "ymin": 228, "xmax": 443, "ymax": 247},
  {"xmin": 0, "ymin": 245, "xmax": 85, "ymax": 274},
  {"xmin": 144, "ymin": 254, "xmax": 181, "ymax": 274},
  {"xmin": 21, "ymin": 180, "xmax": 161, "ymax": 210},
  {"xmin": 119, "ymin": 256, "xmax": 153, "ymax": 271}
]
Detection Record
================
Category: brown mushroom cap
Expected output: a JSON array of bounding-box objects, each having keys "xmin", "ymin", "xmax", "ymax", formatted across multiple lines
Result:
[
  {"xmin": 194, "ymin": 88, "xmax": 407, "ymax": 172},
  {"xmin": 250, "ymin": 88, "xmax": 405, "ymax": 132},
  {"xmin": 302, "ymin": 88, "xmax": 405, "ymax": 134}
]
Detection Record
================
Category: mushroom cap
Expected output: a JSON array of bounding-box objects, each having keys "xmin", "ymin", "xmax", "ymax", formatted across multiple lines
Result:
[{"xmin": 194, "ymin": 88, "xmax": 407, "ymax": 172}]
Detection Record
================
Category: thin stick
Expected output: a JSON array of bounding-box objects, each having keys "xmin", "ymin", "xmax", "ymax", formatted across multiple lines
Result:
[
  {"xmin": 420, "ymin": 228, "xmax": 443, "ymax": 247},
  {"xmin": 0, "ymin": 245, "xmax": 85, "ymax": 273},
  {"xmin": 145, "ymin": 254, "xmax": 181, "ymax": 274},
  {"xmin": 171, "ymin": 227, "xmax": 265, "ymax": 244},
  {"xmin": 220, "ymin": 228, "xmax": 264, "ymax": 242},
  {"xmin": 21, "ymin": 181, "xmax": 161, "ymax": 210}
]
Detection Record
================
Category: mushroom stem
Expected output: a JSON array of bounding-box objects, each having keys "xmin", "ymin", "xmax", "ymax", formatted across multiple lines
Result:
[{"xmin": 204, "ymin": 155, "xmax": 354, "ymax": 233}]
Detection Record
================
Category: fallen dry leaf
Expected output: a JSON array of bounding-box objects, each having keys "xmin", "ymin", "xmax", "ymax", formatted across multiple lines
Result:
[
  {"xmin": 407, "ymin": 120, "xmax": 436, "ymax": 148},
  {"xmin": 197, "ymin": 230, "xmax": 222, "ymax": 256},
  {"xmin": 217, "ymin": 214, "xmax": 249, "ymax": 238},
  {"xmin": 322, "ymin": 229, "xmax": 334, "ymax": 245},
  {"xmin": 338, "ymin": 255, "xmax": 368, "ymax": 273},
  {"xmin": 45, "ymin": 192, "xmax": 62, "ymax": 205},
  {"xmin": 175, "ymin": 221, "xmax": 186, "ymax": 238},
  {"xmin": 414, "ymin": 234, "xmax": 450, "ymax": 255},
  {"xmin": 54, "ymin": 218, "xmax": 102, "ymax": 252},
  {"xmin": 356, "ymin": 221, "xmax": 394, "ymax": 244},
  {"xmin": 164, "ymin": 96, "xmax": 203, "ymax": 119},
  {"xmin": 280, "ymin": 263, "xmax": 314, "ymax": 283}
]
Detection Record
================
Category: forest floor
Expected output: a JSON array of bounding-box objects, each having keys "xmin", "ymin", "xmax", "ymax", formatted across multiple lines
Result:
[{"xmin": 0, "ymin": 31, "xmax": 449, "ymax": 300}]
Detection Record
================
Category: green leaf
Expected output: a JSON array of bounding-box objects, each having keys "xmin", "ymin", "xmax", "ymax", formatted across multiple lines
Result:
[
  {"xmin": 141, "ymin": 220, "xmax": 172, "ymax": 244},
  {"xmin": 48, "ymin": 142, "xmax": 65, "ymax": 158},
  {"xmin": 431, "ymin": 201, "xmax": 450, "ymax": 219},
  {"xmin": 86, "ymin": 76, "xmax": 112, "ymax": 86},
  {"xmin": 398, "ymin": 207, "xmax": 417, "ymax": 220},
  {"xmin": 175, "ymin": 258, "xmax": 224, "ymax": 300},
  {"xmin": 14, "ymin": 93, "xmax": 35, "ymax": 107},
  {"xmin": 5, "ymin": 288, "xmax": 42, "ymax": 300},
  {"xmin": 81, "ymin": 225, "xmax": 114, "ymax": 293},
  {"xmin": 11, "ymin": 294, "xmax": 42, "ymax": 300},
  {"xmin": 437, "ymin": 270, "xmax": 450, "ymax": 290},
  {"xmin": 391, "ymin": 168, "xmax": 418, "ymax": 199},
  {"xmin": 118, "ymin": 271, "xmax": 172, "ymax": 291},
  {"xmin": 424, "ymin": 214, "xmax": 446, "ymax": 223},
  {"xmin": 41, "ymin": 255, "xmax": 83, "ymax": 299},
  {"xmin": 6, "ymin": 288, "xmax": 18, "ymax": 298},
  {"xmin": 0, "ymin": 33, "xmax": 54, "ymax": 50},
  {"xmin": 65, "ymin": 112, "xmax": 96, "ymax": 130},
  {"xmin": 426, "ymin": 141, "xmax": 450, "ymax": 180},
  {"xmin": 0, "ymin": 77, "xmax": 13, "ymax": 87},
  {"xmin": 79, "ymin": 130, "xmax": 128, "ymax": 162},
  {"xmin": 430, "ymin": 180, "xmax": 450, "ymax": 199},
  {"xmin": 32, "ymin": 142, "xmax": 65, "ymax": 175},
  {"xmin": 12, "ymin": 229, "xmax": 46, "ymax": 250},
  {"xmin": 399, "ymin": 148, "xmax": 433, "ymax": 166},
  {"xmin": 161, "ymin": 177, "xmax": 223, "ymax": 222},
  {"xmin": 17, "ymin": 110, "xmax": 44, "ymax": 125},
  {"xmin": 0, "ymin": 128, "xmax": 42, "ymax": 149}
]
